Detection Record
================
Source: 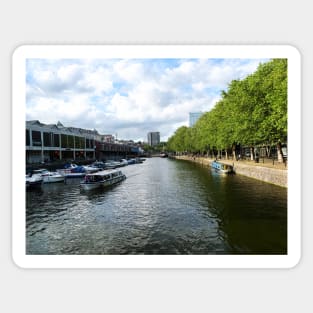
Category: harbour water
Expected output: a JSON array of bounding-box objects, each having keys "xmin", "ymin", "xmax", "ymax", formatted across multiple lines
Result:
[{"xmin": 26, "ymin": 158, "xmax": 287, "ymax": 255}]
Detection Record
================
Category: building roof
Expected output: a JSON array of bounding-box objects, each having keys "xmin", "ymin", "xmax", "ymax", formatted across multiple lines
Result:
[{"xmin": 26, "ymin": 120, "xmax": 99, "ymax": 138}]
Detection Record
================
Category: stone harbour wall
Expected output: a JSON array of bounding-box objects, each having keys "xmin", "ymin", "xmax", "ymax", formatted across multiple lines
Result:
[
  {"xmin": 173, "ymin": 155, "xmax": 287, "ymax": 188},
  {"xmin": 230, "ymin": 161, "xmax": 287, "ymax": 187}
]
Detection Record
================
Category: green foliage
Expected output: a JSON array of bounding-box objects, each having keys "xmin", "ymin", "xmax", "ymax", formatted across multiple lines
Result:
[
  {"xmin": 167, "ymin": 126, "xmax": 190, "ymax": 152},
  {"xmin": 143, "ymin": 142, "xmax": 168, "ymax": 153},
  {"xmin": 166, "ymin": 59, "xmax": 287, "ymax": 153}
]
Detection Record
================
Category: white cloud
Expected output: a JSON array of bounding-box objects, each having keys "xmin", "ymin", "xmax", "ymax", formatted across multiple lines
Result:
[
  {"xmin": 192, "ymin": 82, "xmax": 205, "ymax": 91},
  {"xmin": 26, "ymin": 94, "xmax": 93, "ymax": 126},
  {"xmin": 82, "ymin": 67, "xmax": 113, "ymax": 95},
  {"xmin": 114, "ymin": 60, "xmax": 144, "ymax": 83},
  {"xmin": 26, "ymin": 58, "xmax": 267, "ymax": 141}
]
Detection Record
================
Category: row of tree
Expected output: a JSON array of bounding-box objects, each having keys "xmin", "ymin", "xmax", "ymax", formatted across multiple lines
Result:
[{"xmin": 166, "ymin": 59, "xmax": 287, "ymax": 162}]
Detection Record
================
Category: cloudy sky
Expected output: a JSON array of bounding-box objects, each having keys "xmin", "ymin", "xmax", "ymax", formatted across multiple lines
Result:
[{"xmin": 26, "ymin": 58, "xmax": 267, "ymax": 142}]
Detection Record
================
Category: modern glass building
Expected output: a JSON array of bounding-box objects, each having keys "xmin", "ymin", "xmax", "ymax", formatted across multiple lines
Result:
[
  {"xmin": 189, "ymin": 112, "xmax": 203, "ymax": 127},
  {"xmin": 147, "ymin": 132, "xmax": 160, "ymax": 146}
]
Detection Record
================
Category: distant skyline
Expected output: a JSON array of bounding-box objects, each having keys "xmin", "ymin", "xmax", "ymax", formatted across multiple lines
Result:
[{"xmin": 26, "ymin": 58, "xmax": 268, "ymax": 142}]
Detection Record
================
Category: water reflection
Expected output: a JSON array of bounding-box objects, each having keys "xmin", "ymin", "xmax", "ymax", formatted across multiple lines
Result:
[{"xmin": 26, "ymin": 158, "xmax": 287, "ymax": 255}]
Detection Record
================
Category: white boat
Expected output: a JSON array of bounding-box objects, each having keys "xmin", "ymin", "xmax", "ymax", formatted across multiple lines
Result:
[
  {"xmin": 91, "ymin": 161, "xmax": 106, "ymax": 170},
  {"xmin": 119, "ymin": 159, "xmax": 129, "ymax": 166},
  {"xmin": 80, "ymin": 169, "xmax": 126, "ymax": 191},
  {"xmin": 127, "ymin": 158, "xmax": 143, "ymax": 165},
  {"xmin": 26, "ymin": 173, "xmax": 43, "ymax": 189},
  {"xmin": 83, "ymin": 165, "xmax": 100, "ymax": 173},
  {"xmin": 33, "ymin": 169, "xmax": 65, "ymax": 183},
  {"xmin": 105, "ymin": 160, "xmax": 121, "ymax": 169}
]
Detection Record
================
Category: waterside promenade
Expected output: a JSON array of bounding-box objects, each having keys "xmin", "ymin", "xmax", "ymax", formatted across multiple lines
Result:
[{"xmin": 173, "ymin": 155, "xmax": 287, "ymax": 188}]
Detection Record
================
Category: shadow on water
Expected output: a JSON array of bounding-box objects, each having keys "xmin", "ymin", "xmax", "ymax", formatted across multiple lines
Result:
[{"xmin": 192, "ymin": 162, "xmax": 287, "ymax": 254}]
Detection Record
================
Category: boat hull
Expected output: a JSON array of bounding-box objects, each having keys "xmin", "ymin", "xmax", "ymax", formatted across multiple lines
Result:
[
  {"xmin": 26, "ymin": 175, "xmax": 43, "ymax": 189},
  {"xmin": 57, "ymin": 169, "xmax": 86, "ymax": 178},
  {"xmin": 42, "ymin": 175, "xmax": 65, "ymax": 183}
]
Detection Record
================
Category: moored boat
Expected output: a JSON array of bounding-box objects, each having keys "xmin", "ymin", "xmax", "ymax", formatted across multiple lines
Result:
[
  {"xmin": 57, "ymin": 163, "xmax": 86, "ymax": 178},
  {"xmin": 90, "ymin": 161, "xmax": 106, "ymax": 170},
  {"xmin": 211, "ymin": 160, "xmax": 234, "ymax": 174},
  {"xmin": 26, "ymin": 173, "xmax": 43, "ymax": 189},
  {"xmin": 119, "ymin": 159, "xmax": 129, "ymax": 166},
  {"xmin": 83, "ymin": 165, "xmax": 100, "ymax": 173},
  {"xmin": 80, "ymin": 169, "xmax": 126, "ymax": 191},
  {"xmin": 127, "ymin": 158, "xmax": 143, "ymax": 165},
  {"xmin": 104, "ymin": 160, "xmax": 122, "ymax": 169},
  {"xmin": 32, "ymin": 169, "xmax": 65, "ymax": 183}
]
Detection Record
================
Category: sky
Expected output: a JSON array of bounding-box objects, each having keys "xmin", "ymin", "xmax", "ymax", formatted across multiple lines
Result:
[{"xmin": 26, "ymin": 58, "xmax": 268, "ymax": 142}]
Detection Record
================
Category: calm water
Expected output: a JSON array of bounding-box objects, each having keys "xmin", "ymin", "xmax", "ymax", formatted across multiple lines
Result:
[{"xmin": 26, "ymin": 158, "xmax": 287, "ymax": 255}]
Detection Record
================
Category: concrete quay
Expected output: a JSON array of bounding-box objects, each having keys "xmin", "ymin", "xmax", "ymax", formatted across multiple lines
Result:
[{"xmin": 173, "ymin": 155, "xmax": 287, "ymax": 188}]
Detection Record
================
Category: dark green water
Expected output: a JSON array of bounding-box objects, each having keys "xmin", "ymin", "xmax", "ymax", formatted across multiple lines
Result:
[{"xmin": 26, "ymin": 158, "xmax": 287, "ymax": 255}]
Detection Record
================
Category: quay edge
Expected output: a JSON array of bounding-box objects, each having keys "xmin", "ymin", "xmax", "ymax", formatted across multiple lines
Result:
[{"xmin": 172, "ymin": 155, "xmax": 287, "ymax": 188}]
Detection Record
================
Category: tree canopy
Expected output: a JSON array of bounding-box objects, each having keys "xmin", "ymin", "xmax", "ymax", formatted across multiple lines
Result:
[{"xmin": 167, "ymin": 59, "xmax": 287, "ymax": 155}]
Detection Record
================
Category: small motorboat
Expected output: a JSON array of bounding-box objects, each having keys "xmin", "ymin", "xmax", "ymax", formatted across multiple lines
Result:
[
  {"xmin": 119, "ymin": 159, "xmax": 129, "ymax": 167},
  {"xmin": 32, "ymin": 169, "xmax": 65, "ymax": 183},
  {"xmin": 90, "ymin": 161, "xmax": 106, "ymax": 170},
  {"xmin": 57, "ymin": 163, "xmax": 86, "ymax": 178},
  {"xmin": 127, "ymin": 158, "xmax": 136, "ymax": 165},
  {"xmin": 26, "ymin": 173, "xmax": 43, "ymax": 189},
  {"xmin": 104, "ymin": 160, "xmax": 121, "ymax": 169},
  {"xmin": 127, "ymin": 158, "xmax": 143, "ymax": 165},
  {"xmin": 83, "ymin": 165, "xmax": 100, "ymax": 173}
]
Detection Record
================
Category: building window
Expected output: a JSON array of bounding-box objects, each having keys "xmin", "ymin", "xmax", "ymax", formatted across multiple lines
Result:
[
  {"xmin": 54, "ymin": 134, "xmax": 60, "ymax": 147},
  {"xmin": 68, "ymin": 135, "xmax": 74, "ymax": 148},
  {"xmin": 75, "ymin": 136, "xmax": 85, "ymax": 149},
  {"xmin": 86, "ymin": 138, "xmax": 89, "ymax": 149},
  {"xmin": 43, "ymin": 132, "xmax": 51, "ymax": 147},
  {"xmin": 31, "ymin": 130, "xmax": 41, "ymax": 146},
  {"xmin": 61, "ymin": 134, "xmax": 67, "ymax": 148},
  {"xmin": 75, "ymin": 136, "xmax": 80, "ymax": 149},
  {"xmin": 26, "ymin": 130, "xmax": 30, "ymax": 146}
]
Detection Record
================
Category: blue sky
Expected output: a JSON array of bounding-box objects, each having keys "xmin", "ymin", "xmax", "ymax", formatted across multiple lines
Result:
[{"xmin": 26, "ymin": 58, "xmax": 268, "ymax": 142}]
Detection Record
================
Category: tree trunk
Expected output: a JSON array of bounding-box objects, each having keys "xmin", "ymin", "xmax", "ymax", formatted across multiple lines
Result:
[
  {"xmin": 277, "ymin": 141, "xmax": 283, "ymax": 163},
  {"xmin": 232, "ymin": 144, "xmax": 236, "ymax": 160},
  {"xmin": 250, "ymin": 146, "xmax": 254, "ymax": 161},
  {"xmin": 266, "ymin": 145, "xmax": 271, "ymax": 158}
]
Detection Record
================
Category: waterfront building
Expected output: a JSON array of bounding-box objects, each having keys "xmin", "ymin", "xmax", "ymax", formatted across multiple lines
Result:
[
  {"xmin": 101, "ymin": 134, "xmax": 115, "ymax": 143},
  {"xmin": 189, "ymin": 112, "xmax": 203, "ymax": 127},
  {"xmin": 147, "ymin": 132, "xmax": 160, "ymax": 146},
  {"xmin": 26, "ymin": 120, "xmax": 98, "ymax": 164},
  {"xmin": 26, "ymin": 120, "xmax": 142, "ymax": 164}
]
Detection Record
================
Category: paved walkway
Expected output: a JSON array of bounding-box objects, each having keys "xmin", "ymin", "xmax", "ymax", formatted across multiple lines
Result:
[
  {"xmin": 175, "ymin": 155, "xmax": 287, "ymax": 187},
  {"xmin": 216, "ymin": 157, "xmax": 288, "ymax": 170},
  {"xmin": 176, "ymin": 155, "xmax": 288, "ymax": 170}
]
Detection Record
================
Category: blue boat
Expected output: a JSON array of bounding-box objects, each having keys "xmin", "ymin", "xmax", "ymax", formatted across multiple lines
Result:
[
  {"xmin": 57, "ymin": 163, "xmax": 86, "ymax": 178},
  {"xmin": 211, "ymin": 160, "xmax": 234, "ymax": 174}
]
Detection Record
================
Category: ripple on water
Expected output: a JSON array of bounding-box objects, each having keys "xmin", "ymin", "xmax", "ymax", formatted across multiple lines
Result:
[{"xmin": 26, "ymin": 158, "xmax": 287, "ymax": 255}]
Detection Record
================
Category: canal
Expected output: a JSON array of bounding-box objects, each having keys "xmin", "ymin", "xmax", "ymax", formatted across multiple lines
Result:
[{"xmin": 26, "ymin": 157, "xmax": 287, "ymax": 255}]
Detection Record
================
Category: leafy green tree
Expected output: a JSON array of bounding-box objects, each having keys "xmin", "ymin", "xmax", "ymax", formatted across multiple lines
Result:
[{"xmin": 167, "ymin": 59, "xmax": 287, "ymax": 162}]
